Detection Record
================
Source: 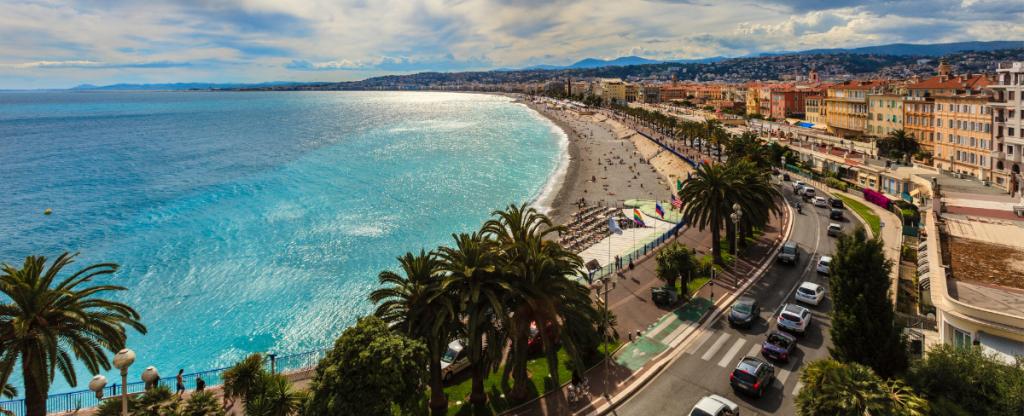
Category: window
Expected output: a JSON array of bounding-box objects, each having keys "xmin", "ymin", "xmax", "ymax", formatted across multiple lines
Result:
[{"xmin": 952, "ymin": 325, "xmax": 972, "ymax": 349}]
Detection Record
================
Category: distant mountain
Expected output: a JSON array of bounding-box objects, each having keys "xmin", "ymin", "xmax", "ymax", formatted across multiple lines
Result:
[
  {"xmin": 762, "ymin": 40, "xmax": 1022, "ymax": 57},
  {"xmin": 67, "ymin": 81, "xmax": 313, "ymax": 91},
  {"xmin": 512, "ymin": 55, "xmax": 731, "ymax": 71}
]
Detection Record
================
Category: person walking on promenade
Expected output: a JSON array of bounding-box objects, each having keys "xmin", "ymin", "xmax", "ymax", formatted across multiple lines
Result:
[{"xmin": 175, "ymin": 369, "xmax": 186, "ymax": 400}]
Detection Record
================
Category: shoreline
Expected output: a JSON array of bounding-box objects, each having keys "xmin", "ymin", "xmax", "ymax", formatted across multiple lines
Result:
[{"xmin": 515, "ymin": 98, "xmax": 583, "ymax": 225}]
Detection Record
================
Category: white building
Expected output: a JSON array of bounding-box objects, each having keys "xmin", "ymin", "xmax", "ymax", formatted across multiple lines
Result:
[{"xmin": 989, "ymin": 62, "xmax": 1024, "ymax": 201}]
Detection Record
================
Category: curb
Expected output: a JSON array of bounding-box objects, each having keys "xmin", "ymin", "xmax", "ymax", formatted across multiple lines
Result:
[{"xmin": 584, "ymin": 200, "xmax": 795, "ymax": 415}]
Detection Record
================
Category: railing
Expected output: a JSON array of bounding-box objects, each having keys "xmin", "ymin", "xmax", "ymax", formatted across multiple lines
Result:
[
  {"xmin": 583, "ymin": 219, "xmax": 688, "ymax": 283},
  {"xmin": 0, "ymin": 348, "xmax": 330, "ymax": 416}
]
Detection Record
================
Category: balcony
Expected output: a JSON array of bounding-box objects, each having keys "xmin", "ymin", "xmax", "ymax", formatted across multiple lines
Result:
[
  {"xmin": 996, "ymin": 116, "xmax": 1005, "ymax": 123},
  {"xmin": 991, "ymin": 151, "xmax": 1005, "ymax": 160},
  {"xmin": 1012, "ymin": 153, "xmax": 1023, "ymax": 163}
]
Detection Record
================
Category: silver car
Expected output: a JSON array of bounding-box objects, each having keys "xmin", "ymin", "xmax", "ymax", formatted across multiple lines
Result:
[{"xmin": 777, "ymin": 303, "xmax": 812, "ymax": 336}]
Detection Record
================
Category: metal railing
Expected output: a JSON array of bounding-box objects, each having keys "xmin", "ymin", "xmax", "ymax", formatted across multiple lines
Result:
[{"xmin": 0, "ymin": 348, "xmax": 330, "ymax": 416}]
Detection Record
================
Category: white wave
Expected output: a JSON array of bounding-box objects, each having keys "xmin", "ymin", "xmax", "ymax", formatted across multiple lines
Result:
[{"xmin": 525, "ymin": 108, "xmax": 570, "ymax": 215}]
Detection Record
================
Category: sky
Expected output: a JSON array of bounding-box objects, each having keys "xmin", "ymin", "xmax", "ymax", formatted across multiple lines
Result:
[{"xmin": 0, "ymin": 0, "xmax": 1021, "ymax": 89}]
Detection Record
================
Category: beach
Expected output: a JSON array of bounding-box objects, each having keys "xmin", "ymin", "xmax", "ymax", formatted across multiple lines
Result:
[{"xmin": 516, "ymin": 97, "xmax": 695, "ymax": 226}]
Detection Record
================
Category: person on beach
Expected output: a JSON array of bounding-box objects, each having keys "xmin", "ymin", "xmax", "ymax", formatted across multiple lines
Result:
[
  {"xmin": 175, "ymin": 369, "xmax": 185, "ymax": 400},
  {"xmin": 196, "ymin": 376, "xmax": 206, "ymax": 393}
]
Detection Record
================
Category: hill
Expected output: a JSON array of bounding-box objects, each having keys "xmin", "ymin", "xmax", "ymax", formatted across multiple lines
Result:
[{"xmin": 766, "ymin": 40, "xmax": 1022, "ymax": 57}]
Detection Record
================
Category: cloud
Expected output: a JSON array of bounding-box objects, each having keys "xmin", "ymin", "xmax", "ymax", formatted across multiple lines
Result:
[
  {"xmin": 284, "ymin": 55, "xmax": 495, "ymax": 72},
  {"xmin": 1, "ymin": 60, "xmax": 192, "ymax": 69}
]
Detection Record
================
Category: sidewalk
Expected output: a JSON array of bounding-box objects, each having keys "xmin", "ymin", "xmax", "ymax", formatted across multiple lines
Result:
[{"xmin": 502, "ymin": 201, "xmax": 789, "ymax": 415}]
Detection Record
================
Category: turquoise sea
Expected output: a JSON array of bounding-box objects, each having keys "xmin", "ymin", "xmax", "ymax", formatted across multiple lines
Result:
[{"xmin": 0, "ymin": 91, "xmax": 566, "ymax": 394}]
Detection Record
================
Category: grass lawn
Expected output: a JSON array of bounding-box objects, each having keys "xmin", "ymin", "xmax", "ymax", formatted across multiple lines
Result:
[
  {"xmin": 423, "ymin": 341, "xmax": 621, "ymax": 416},
  {"xmin": 835, "ymin": 194, "xmax": 880, "ymax": 236},
  {"xmin": 687, "ymin": 230, "xmax": 761, "ymax": 296}
]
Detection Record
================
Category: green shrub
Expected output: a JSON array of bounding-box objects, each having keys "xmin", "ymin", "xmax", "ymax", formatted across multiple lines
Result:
[{"xmin": 825, "ymin": 177, "xmax": 848, "ymax": 192}]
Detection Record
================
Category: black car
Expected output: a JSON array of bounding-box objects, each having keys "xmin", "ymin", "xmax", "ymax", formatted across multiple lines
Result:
[
  {"xmin": 782, "ymin": 173, "xmax": 790, "ymax": 181},
  {"xmin": 728, "ymin": 297, "xmax": 761, "ymax": 328},
  {"xmin": 829, "ymin": 208, "xmax": 843, "ymax": 220},
  {"xmin": 730, "ymin": 356, "xmax": 775, "ymax": 398},
  {"xmin": 828, "ymin": 197, "xmax": 844, "ymax": 208},
  {"xmin": 777, "ymin": 242, "xmax": 799, "ymax": 264},
  {"xmin": 761, "ymin": 331, "xmax": 797, "ymax": 363}
]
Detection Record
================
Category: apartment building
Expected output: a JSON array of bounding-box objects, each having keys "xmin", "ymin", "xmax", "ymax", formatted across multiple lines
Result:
[
  {"xmin": 599, "ymin": 79, "xmax": 626, "ymax": 103},
  {"xmin": 989, "ymin": 62, "xmax": 1024, "ymax": 196},
  {"xmin": 746, "ymin": 86, "xmax": 762, "ymax": 115},
  {"xmin": 867, "ymin": 85, "xmax": 906, "ymax": 139},
  {"xmin": 933, "ymin": 90, "xmax": 995, "ymax": 180},
  {"xmin": 825, "ymin": 80, "xmax": 890, "ymax": 137},
  {"xmin": 804, "ymin": 95, "xmax": 826, "ymax": 125},
  {"xmin": 769, "ymin": 87, "xmax": 811, "ymax": 120},
  {"xmin": 642, "ymin": 85, "xmax": 661, "ymax": 103}
]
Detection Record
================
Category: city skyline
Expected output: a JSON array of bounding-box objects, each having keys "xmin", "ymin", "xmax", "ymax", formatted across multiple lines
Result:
[{"xmin": 1, "ymin": 0, "xmax": 1022, "ymax": 89}]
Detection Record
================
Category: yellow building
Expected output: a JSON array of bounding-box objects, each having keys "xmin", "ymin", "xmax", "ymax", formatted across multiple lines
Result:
[
  {"xmin": 933, "ymin": 89, "xmax": 995, "ymax": 179},
  {"xmin": 867, "ymin": 87, "xmax": 905, "ymax": 139},
  {"xmin": 805, "ymin": 95, "xmax": 826, "ymax": 125},
  {"xmin": 600, "ymin": 79, "xmax": 626, "ymax": 103},
  {"xmin": 825, "ymin": 80, "xmax": 890, "ymax": 137},
  {"xmin": 904, "ymin": 74, "xmax": 992, "ymax": 156},
  {"xmin": 746, "ymin": 87, "xmax": 761, "ymax": 115}
]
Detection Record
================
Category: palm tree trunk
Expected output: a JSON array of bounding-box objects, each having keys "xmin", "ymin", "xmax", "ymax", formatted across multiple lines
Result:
[
  {"xmin": 428, "ymin": 340, "xmax": 449, "ymax": 412},
  {"xmin": 712, "ymin": 224, "xmax": 723, "ymax": 265},
  {"xmin": 469, "ymin": 364, "xmax": 488, "ymax": 404},
  {"xmin": 23, "ymin": 351, "xmax": 46, "ymax": 416},
  {"xmin": 509, "ymin": 339, "xmax": 530, "ymax": 401}
]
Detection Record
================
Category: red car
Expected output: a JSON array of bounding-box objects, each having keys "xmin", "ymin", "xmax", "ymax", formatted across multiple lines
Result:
[{"xmin": 527, "ymin": 322, "xmax": 558, "ymax": 353}]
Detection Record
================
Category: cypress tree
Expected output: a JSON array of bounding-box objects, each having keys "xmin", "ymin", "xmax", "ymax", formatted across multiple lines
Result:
[{"xmin": 826, "ymin": 225, "xmax": 908, "ymax": 379}]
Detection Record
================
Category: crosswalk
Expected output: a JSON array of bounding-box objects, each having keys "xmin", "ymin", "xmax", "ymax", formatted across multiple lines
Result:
[{"xmin": 685, "ymin": 331, "xmax": 805, "ymax": 393}]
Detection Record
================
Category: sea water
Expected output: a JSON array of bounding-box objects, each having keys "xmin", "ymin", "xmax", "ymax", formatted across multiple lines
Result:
[{"xmin": 0, "ymin": 91, "xmax": 566, "ymax": 394}]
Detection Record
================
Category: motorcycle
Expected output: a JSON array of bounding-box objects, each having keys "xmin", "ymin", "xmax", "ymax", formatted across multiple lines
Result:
[
  {"xmin": 567, "ymin": 378, "xmax": 590, "ymax": 404},
  {"xmin": 797, "ymin": 203, "xmax": 802, "ymax": 214}
]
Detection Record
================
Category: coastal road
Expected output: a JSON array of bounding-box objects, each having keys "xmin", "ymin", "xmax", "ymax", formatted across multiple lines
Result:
[{"xmin": 608, "ymin": 180, "xmax": 862, "ymax": 416}]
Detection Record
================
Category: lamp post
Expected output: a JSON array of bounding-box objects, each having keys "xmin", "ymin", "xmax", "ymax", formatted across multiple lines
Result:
[
  {"xmin": 593, "ymin": 276, "xmax": 616, "ymax": 400},
  {"xmin": 112, "ymin": 349, "xmax": 135, "ymax": 416},
  {"xmin": 730, "ymin": 204, "xmax": 742, "ymax": 256},
  {"xmin": 89, "ymin": 375, "xmax": 108, "ymax": 401}
]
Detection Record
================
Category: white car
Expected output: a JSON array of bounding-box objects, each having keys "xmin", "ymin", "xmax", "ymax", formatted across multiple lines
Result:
[
  {"xmin": 794, "ymin": 181, "xmax": 805, "ymax": 189},
  {"xmin": 801, "ymin": 188, "xmax": 816, "ymax": 198},
  {"xmin": 816, "ymin": 256, "xmax": 832, "ymax": 274},
  {"xmin": 795, "ymin": 282, "xmax": 826, "ymax": 306},
  {"xmin": 440, "ymin": 340, "xmax": 470, "ymax": 381},
  {"xmin": 777, "ymin": 303, "xmax": 812, "ymax": 336},
  {"xmin": 813, "ymin": 196, "xmax": 827, "ymax": 207},
  {"xmin": 689, "ymin": 394, "xmax": 740, "ymax": 416}
]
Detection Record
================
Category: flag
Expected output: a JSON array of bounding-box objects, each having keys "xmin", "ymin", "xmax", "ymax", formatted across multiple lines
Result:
[
  {"xmin": 702, "ymin": 158, "xmax": 711, "ymax": 166},
  {"xmin": 609, "ymin": 216, "xmax": 623, "ymax": 235},
  {"xmin": 671, "ymin": 195, "xmax": 683, "ymax": 209},
  {"xmin": 655, "ymin": 202, "xmax": 665, "ymax": 218},
  {"xmin": 633, "ymin": 208, "xmax": 646, "ymax": 227},
  {"xmin": 676, "ymin": 179, "xmax": 683, "ymax": 190},
  {"xmin": 687, "ymin": 172, "xmax": 691, "ymax": 179}
]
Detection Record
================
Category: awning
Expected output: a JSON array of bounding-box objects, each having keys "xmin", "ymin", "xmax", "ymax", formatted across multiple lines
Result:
[
  {"xmin": 910, "ymin": 188, "xmax": 923, "ymax": 197},
  {"xmin": 978, "ymin": 331, "xmax": 1024, "ymax": 365},
  {"xmin": 809, "ymin": 124, "xmax": 828, "ymax": 130},
  {"xmin": 840, "ymin": 164, "xmax": 858, "ymax": 171}
]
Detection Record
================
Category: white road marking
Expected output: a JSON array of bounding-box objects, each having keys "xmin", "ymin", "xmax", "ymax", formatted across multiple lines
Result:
[
  {"xmin": 793, "ymin": 381, "xmax": 805, "ymax": 395},
  {"xmin": 774, "ymin": 361, "xmax": 795, "ymax": 388},
  {"xmin": 746, "ymin": 343, "xmax": 762, "ymax": 359},
  {"xmin": 701, "ymin": 333, "xmax": 730, "ymax": 361},
  {"xmin": 686, "ymin": 330, "xmax": 715, "ymax": 355},
  {"xmin": 665, "ymin": 320, "xmax": 697, "ymax": 348},
  {"xmin": 717, "ymin": 339, "xmax": 747, "ymax": 368}
]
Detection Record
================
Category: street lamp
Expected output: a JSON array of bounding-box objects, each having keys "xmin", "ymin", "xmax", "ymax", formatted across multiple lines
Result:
[
  {"xmin": 593, "ymin": 276, "xmax": 616, "ymax": 400},
  {"xmin": 731, "ymin": 204, "xmax": 742, "ymax": 257},
  {"xmin": 89, "ymin": 375, "xmax": 108, "ymax": 401},
  {"xmin": 113, "ymin": 349, "xmax": 135, "ymax": 416}
]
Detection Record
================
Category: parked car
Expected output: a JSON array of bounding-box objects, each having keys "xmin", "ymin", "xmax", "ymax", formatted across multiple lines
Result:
[
  {"xmin": 813, "ymin": 196, "xmax": 827, "ymax": 207},
  {"xmin": 689, "ymin": 395, "xmax": 740, "ymax": 416},
  {"xmin": 441, "ymin": 340, "xmax": 470, "ymax": 381},
  {"xmin": 777, "ymin": 242, "xmax": 800, "ymax": 264},
  {"xmin": 816, "ymin": 256, "xmax": 832, "ymax": 274},
  {"xmin": 795, "ymin": 282, "xmax": 826, "ymax": 306},
  {"xmin": 761, "ymin": 331, "xmax": 797, "ymax": 363},
  {"xmin": 730, "ymin": 356, "xmax": 775, "ymax": 398},
  {"xmin": 828, "ymin": 197, "xmax": 844, "ymax": 208},
  {"xmin": 829, "ymin": 208, "xmax": 843, "ymax": 220},
  {"xmin": 728, "ymin": 297, "xmax": 761, "ymax": 328},
  {"xmin": 827, "ymin": 223, "xmax": 843, "ymax": 237},
  {"xmin": 777, "ymin": 303, "xmax": 812, "ymax": 336},
  {"xmin": 782, "ymin": 173, "xmax": 790, "ymax": 181}
]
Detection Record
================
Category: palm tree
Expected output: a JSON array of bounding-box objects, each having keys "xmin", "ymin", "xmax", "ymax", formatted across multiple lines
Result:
[
  {"xmin": 368, "ymin": 250, "xmax": 455, "ymax": 412},
  {"xmin": 183, "ymin": 390, "xmax": 227, "ymax": 416},
  {"xmin": 879, "ymin": 129, "xmax": 918, "ymax": 161},
  {"xmin": 437, "ymin": 232, "xmax": 508, "ymax": 405},
  {"xmin": 880, "ymin": 378, "xmax": 929, "ymax": 416},
  {"xmin": 243, "ymin": 374, "xmax": 304, "ymax": 416},
  {"xmin": 221, "ymin": 353, "xmax": 266, "ymax": 408},
  {"xmin": 700, "ymin": 118, "xmax": 721, "ymax": 154},
  {"xmin": 654, "ymin": 242, "xmax": 698, "ymax": 294},
  {"xmin": 731, "ymin": 162, "xmax": 782, "ymax": 251},
  {"xmin": 0, "ymin": 253, "xmax": 147, "ymax": 416},
  {"xmin": 677, "ymin": 163, "xmax": 743, "ymax": 264},
  {"xmin": 795, "ymin": 359, "xmax": 887, "ymax": 416}
]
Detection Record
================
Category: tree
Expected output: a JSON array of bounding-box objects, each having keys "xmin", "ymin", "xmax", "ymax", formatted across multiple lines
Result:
[
  {"xmin": 826, "ymin": 225, "xmax": 908, "ymax": 379},
  {"xmin": 368, "ymin": 250, "xmax": 455, "ymax": 412},
  {"xmin": 0, "ymin": 253, "xmax": 147, "ymax": 416},
  {"xmin": 437, "ymin": 232, "xmax": 507, "ymax": 405},
  {"xmin": 307, "ymin": 316, "xmax": 428, "ymax": 416},
  {"xmin": 677, "ymin": 163, "xmax": 743, "ymax": 264},
  {"xmin": 243, "ymin": 374, "xmax": 305, "ymax": 416},
  {"xmin": 878, "ymin": 129, "xmax": 918, "ymax": 161},
  {"xmin": 795, "ymin": 359, "xmax": 926, "ymax": 416},
  {"xmin": 183, "ymin": 391, "xmax": 228, "ymax": 416},
  {"xmin": 221, "ymin": 353, "xmax": 267, "ymax": 408},
  {"xmin": 907, "ymin": 344, "xmax": 1024, "ymax": 415},
  {"xmin": 654, "ymin": 242, "xmax": 698, "ymax": 294}
]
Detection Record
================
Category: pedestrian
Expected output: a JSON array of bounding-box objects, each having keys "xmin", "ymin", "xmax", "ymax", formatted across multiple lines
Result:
[
  {"xmin": 175, "ymin": 369, "xmax": 185, "ymax": 400},
  {"xmin": 196, "ymin": 376, "xmax": 206, "ymax": 393}
]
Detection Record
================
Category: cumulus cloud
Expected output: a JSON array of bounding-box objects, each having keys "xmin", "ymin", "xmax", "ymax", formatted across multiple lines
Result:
[
  {"xmin": 1, "ymin": 60, "xmax": 192, "ymax": 69},
  {"xmin": 284, "ymin": 54, "xmax": 495, "ymax": 72}
]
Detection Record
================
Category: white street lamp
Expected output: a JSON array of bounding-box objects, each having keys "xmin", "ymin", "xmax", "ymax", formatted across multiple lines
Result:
[
  {"xmin": 731, "ymin": 204, "xmax": 743, "ymax": 256},
  {"xmin": 141, "ymin": 366, "xmax": 160, "ymax": 391},
  {"xmin": 593, "ymin": 276, "xmax": 616, "ymax": 400},
  {"xmin": 113, "ymin": 349, "xmax": 135, "ymax": 416},
  {"xmin": 89, "ymin": 375, "xmax": 108, "ymax": 401}
]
